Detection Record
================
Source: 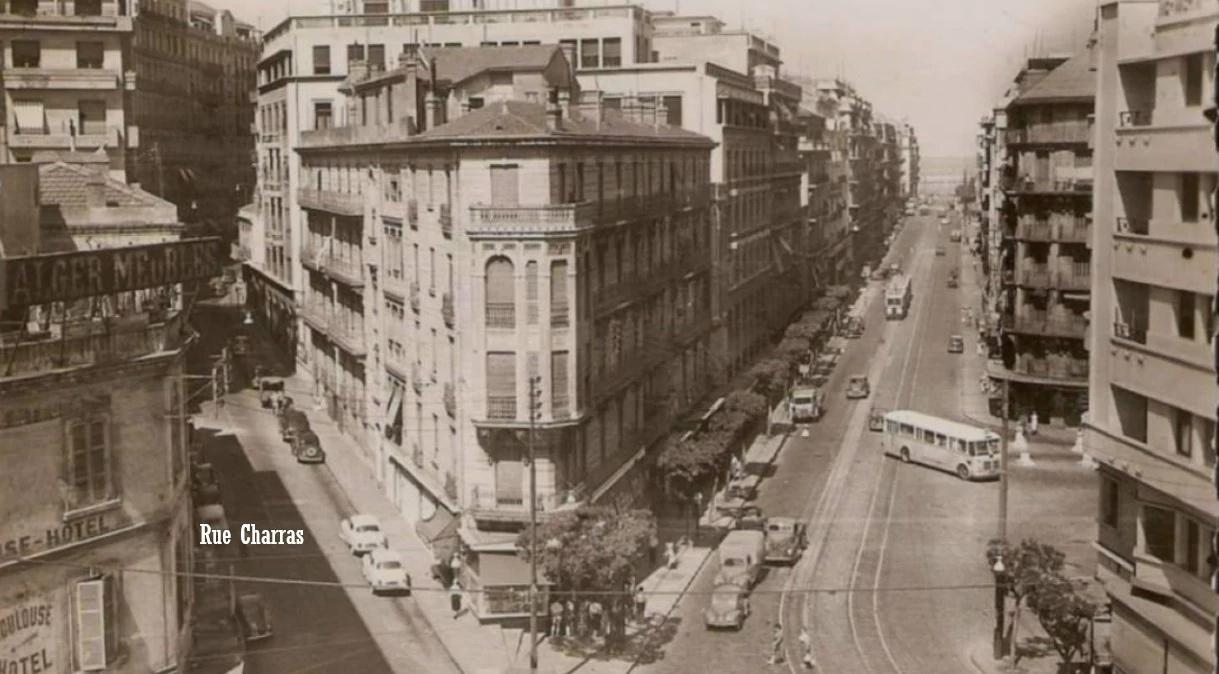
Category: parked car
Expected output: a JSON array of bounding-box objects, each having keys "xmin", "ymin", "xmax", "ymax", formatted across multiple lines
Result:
[
  {"xmin": 703, "ymin": 583, "xmax": 751, "ymax": 630},
  {"xmin": 844, "ymin": 317, "xmax": 864, "ymax": 339},
  {"xmin": 279, "ymin": 410, "xmax": 310, "ymax": 443},
  {"xmin": 948, "ymin": 334, "xmax": 965, "ymax": 354},
  {"xmin": 291, "ymin": 430, "xmax": 326, "ymax": 464},
  {"xmin": 764, "ymin": 517, "xmax": 807, "ymax": 565},
  {"xmin": 714, "ymin": 530, "xmax": 766, "ymax": 589},
  {"xmin": 340, "ymin": 514, "xmax": 388, "ymax": 555},
  {"xmin": 935, "ymin": 246, "xmax": 946, "ymax": 256},
  {"xmin": 236, "ymin": 593, "xmax": 272, "ymax": 642},
  {"xmin": 361, "ymin": 548, "xmax": 412, "ymax": 595},
  {"xmin": 846, "ymin": 375, "xmax": 871, "ymax": 399}
]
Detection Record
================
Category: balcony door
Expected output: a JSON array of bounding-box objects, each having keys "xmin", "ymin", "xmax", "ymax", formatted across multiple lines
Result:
[
  {"xmin": 494, "ymin": 451, "xmax": 524, "ymax": 507},
  {"xmin": 489, "ymin": 165, "xmax": 520, "ymax": 207}
]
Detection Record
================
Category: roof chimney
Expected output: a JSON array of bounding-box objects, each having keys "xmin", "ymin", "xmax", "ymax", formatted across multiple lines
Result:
[
  {"xmin": 545, "ymin": 88, "xmax": 563, "ymax": 131},
  {"xmin": 85, "ymin": 173, "xmax": 107, "ymax": 208}
]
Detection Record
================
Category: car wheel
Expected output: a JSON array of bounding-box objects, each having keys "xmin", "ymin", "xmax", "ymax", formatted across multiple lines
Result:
[
  {"xmin": 956, "ymin": 464, "xmax": 970, "ymax": 480},
  {"xmin": 899, "ymin": 447, "xmax": 911, "ymax": 463}
]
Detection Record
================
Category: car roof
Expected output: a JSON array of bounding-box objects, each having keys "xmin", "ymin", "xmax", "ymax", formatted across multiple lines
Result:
[{"xmin": 350, "ymin": 514, "xmax": 381, "ymax": 527}]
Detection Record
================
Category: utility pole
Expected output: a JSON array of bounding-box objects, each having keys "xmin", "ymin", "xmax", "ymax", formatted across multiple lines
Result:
[
  {"xmin": 999, "ymin": 377, "xmax": 1009, "ymax": 543},
  {"xmin": 527, "ymin": 375, "xmax": 542, "ymax": 674}
]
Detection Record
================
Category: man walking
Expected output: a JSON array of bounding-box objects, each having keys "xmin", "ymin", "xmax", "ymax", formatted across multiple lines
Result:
[
  {"xmin": 768, "ymin": 623, "xmax": 785, "ymax": 665},
  {"xmin": 549, "ymin": 597, "xmax": 565, "ymax": 638},
  {"xmin": 799, "ymin": 627, "xmax": 816, "ymax": 669}
]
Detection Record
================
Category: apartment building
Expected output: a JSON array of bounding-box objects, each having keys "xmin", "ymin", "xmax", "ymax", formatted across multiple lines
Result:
[
  {"xmin": 246, "ymin": 2, "xmax": 655, "ymax": 371},
  {"xmin": 1090, "ymin": 1, "xmax": 1218, "ymax": 671},
  {"xmin": 899, "ymin": 121, "xmax": 920, "ymax": 198},
  {"xmin": 293, "ymin": 45, "xmax": 714, "ymax": 620},
  {"xmin": 797, "ymin": 77, "xmax": 856, "ymax": 285},
  {"xmin": 797, "ymin": 108, "xmax": 838, "ymax": 294},
  {"xmin": 0, "ymin": 163, "xmax": 219, "ymax": 673},
  {"xmin": 990, "ymin": 52, "xmax": 1094, "ymax": 425},
  {"xmin": 129, "ymin": 0, "xmax": 260, "ymax": 230},
  {"xmin": 875, "ymin": 117, "xmax": 904, "ymax": 233},
  {"xmin": 0, "ymin": 0, "xmax": 135, "ymax": 181}
]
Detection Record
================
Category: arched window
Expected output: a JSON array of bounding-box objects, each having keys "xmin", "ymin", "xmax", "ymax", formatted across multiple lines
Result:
[{"xmin": 485, "ymin": 256, "xmax": 515, "ymax": 328}]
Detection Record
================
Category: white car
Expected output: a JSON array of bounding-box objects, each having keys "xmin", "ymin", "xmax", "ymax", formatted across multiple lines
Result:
[
  {"xmin": 361, "ymin": 549, "xmax": 411, "ymax": 595},
  {"xmin": 339, "ymin": 514, "xmax": 387, "ymax": 555}
]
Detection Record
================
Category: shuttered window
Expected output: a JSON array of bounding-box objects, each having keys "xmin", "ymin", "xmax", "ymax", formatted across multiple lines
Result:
[
  {"xmin": 525, "ymin": 262, "xmax": 539, "ymax": 324},
  {"xmin": 485, "ymin": 257, "xmax": 515, "ymax": 327},
  {"xmin": 489, "ymin": 165, "xmax": 520, "ymax": 206},
  {"xmin": 12, "ymin": 100, "xmax": 45, "ymax": 134},
  {"xmin": 550, "ymin": 260, "xmax": 569, "ymax": 327},
  {"xmin": 552, "ymin": 351, "xmax": 569, "ymax": 417},
  {"xmin": 495, "ymin": 453, "xmax": 524, "ymax": 504},
  {"xmin": 76, "ymin": 576, "xmax": 117, "ymax": 671},
  {"xmin": 486, "ymin": 352, "xmax": 516, "ymax": 420}
]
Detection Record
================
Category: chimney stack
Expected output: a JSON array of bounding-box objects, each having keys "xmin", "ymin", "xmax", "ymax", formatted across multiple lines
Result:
[
  {"xmin": 85, "ymin": 173, "xmax": 107, "ymax": 209},
  {"xmin": 545, "ymin": 88, "xmax": 563, "ymax": 131}
]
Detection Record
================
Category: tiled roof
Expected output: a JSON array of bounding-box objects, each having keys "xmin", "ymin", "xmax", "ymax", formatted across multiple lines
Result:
[
  {"xmin": 414, "ymin": 100, "xmax": 713, "ymax": 145},
  {"xmin": 38, "ymin": 161, "xmax": 169, "ymax": 209},
  {"xmin": 422, "ymin": 45, "xmax": 563, "ymax": 87},
  {"xmin": 1012, "ymin": 52, "xmax": 1095, "ymax": 105}
]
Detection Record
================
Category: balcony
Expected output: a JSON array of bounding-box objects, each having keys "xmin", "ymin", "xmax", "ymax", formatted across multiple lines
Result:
[
  {"xmin": 7, "ymin": 124, "xmax": 124, "ymax": 150},
  {"xmin": 466, "ymin": 484, "xmax": 583, "ymax": 523},
  {"xmin": 485, "ymin": 302, "xmax": 515, "ymax": 328},
  {"xmin": 3, "ymin": 67, "xmax": 125, "ymax": 90},
  {"xmin": 1115, "ymin": 217, "xmax": 1149, "ymax": 236},
  {"xmin": 1055, "ymin": 266, "xmax": 1091, "ymax": 292},
  {"xmin": 1113, "ymin": 320, "xmax": 1148, "ymax": 345},
  {"xmin": 467, "ymin": 202, "xmax": 593, "ymax": 237},
  {"xmin": 1118, "ymin": 110, "xmax": 1154, "ymax": 128},
  {"xmin": 327, "ymin": 318, "xmax": 366, "ymax": 357},
  {"xmin": 1002, "ymin": 312, "xmax": 1088, "ymax": 339},
  {"xmin": 1057, "ymin": 221, "xmax": 1091, "ymax": 244},
  {"xmin": 1004, "ymin": 122, "xmax": 1090, "ymax": 146},
  {"xmin": 441, "ymin": 292, "xmax": 454, "ymax": 328},
  {"xmin": 297, "ymin": 188, "xmax": 364, "ymax": 217},
  {"xmin": 443, "ymin": 383, "xmax": 456, "ymax": 418},
  {"xmin": 271, "ymin": 5, "xmax": 645, "ymax": 41},
  {"xmin": 409, "ymin": 281, "xmax": 421, "ymax": 313},
  {"xmin": 1011, "ymin": 355, "xmax": 1089, "ymax": 382},
  {"xmin": 411, "ymin": 362, "xmax": 423, "ymax": 394},
  {"xmin": 1115, "ymin": 120, "xmax": 1213, "ymax": 172},
  {"xmin": 302, "ymin": 244, "xmax": 364, "ymax": 287},
  {"xmin": 486, "ymin": 396, "xmax": 517, "ymax": 421},
  {"xmin": 1015, "ymin": 221, "xmax": 1054, "ymax": 242},
  {"xmin": 439, "ymin": 203, "xmax": 452, "ymax": 238},
  {"xmin": 1015, "ymin": 264, "xmax": 1052, "ymax": 287},
  {"xmin": 299, "ymin": 300, "xmax": 329, "ymax": 333},
  {"xmin": 0, "ymin": 313, "xmax": 184, "ymax": 380},
  {"xmin": 385, "ymin": 350, "xmax": 409, "ymax": 381},
  {"xmin": 298, "ymin": 117, "xmax": 415, "ymax": 149}
]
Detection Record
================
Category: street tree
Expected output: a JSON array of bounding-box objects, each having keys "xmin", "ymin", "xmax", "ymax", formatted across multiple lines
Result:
[
  {"xmin": 985, "ymin": 538, "xmax": 1066, "ymax": 660},
  {"xmin": 749, "ymin": 358, "xmax": 792, "ymax": 402},
  {"xmin": 518, "ymin": 505, "xmax": 657, "ymax": 644},
  {"xmin": 1026, "ymin": 572, "xmax": 1097, "ymax": 668}
]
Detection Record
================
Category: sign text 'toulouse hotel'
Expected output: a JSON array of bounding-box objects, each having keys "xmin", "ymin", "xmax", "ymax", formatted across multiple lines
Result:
[{"xmin": 0, "ymin": 238, "xmax": 223, "ymax": 310}]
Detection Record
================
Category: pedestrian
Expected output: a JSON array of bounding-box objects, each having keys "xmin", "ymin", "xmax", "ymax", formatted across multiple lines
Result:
[
  {"xmin": 1030, "ymin": 411, "xmax": 1039, "ymax": 436},
  {"xmin": 648, "ymin": 532, "xmax": 659, "ymax": 568},
  {"xmin": 566, "ymin": 598, "xmax": 577, "ymax": 636},
  {"xmin": 449, "ymin": 551, "xmax": 462, "ymax": 586},
  {"xmin": 768, "ymin": 623, "xmax": 785, "ymax": 665},
  {"xmin": 665, "ymin": 541, "xmax": 678, "ymax": 570},
  {"xmin": 549, "ymin": 598, "xmax": 565, "ymax": 638},
  {"xmin": 588, "ymin": 599, "xmax": 604, "ymax": 638},
  {"xmin": 449, "ymin": 580, "xmax": 462, "ymax": 619},
  {"xmin": 634, "ymin": 584, "xmax": 647, "ymax": 624},
  {"xmin": 799, "ymin": 627, "xmax": 815, "ymax": 669},
  {"xmin": 730, "ymin": 454, "xmax": 744, "ymax": 481}
]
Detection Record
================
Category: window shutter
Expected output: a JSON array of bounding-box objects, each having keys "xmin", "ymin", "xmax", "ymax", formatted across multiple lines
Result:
[{"xmin": 77, "ymin": 579, "xmax": 107, "ymax": 670}]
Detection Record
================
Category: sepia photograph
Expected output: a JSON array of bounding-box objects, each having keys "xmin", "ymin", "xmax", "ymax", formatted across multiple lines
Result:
[{"xmin": 0, "ymin": 0, "xmax": 1215, "ymax": 673}]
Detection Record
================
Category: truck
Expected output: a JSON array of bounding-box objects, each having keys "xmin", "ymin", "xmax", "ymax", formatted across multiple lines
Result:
[{"xmin": 714, "ymin": 530, "xmax": 766, "ymax": 590}]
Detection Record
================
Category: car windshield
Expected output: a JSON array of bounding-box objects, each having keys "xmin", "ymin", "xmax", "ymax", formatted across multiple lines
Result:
[
  {"xmin": 850, "ymin": 378, "xmax": 865, "ymax": 386},
  {"xmin": 378, "ymin": 561, "xmax": 402, "ymax": 570},
  {"xmin": 792, "ymin": 395, "xmax": 812, "ymax": 404},
  {"xmin": 356, "ymin": 524, "xmax": 380, "ymax": 533},
  {"xmin": 722, "ymin": 557, "xmax": 744, "ymax": 568}
]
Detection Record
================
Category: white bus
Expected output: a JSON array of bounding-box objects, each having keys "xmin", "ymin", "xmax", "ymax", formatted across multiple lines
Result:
[
  {"xmin": 881, "ymin": 410, "xmax": 1000, "ymax": 480},
  {"xmin": 885, "ymin": 275, "xmax": 912, "ymax": 320}
]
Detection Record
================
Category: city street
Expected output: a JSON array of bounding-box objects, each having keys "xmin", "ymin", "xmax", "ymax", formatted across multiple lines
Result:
[{"xmin": 640, "ymin": 210, "xmax": 1097, "ymax": 674}]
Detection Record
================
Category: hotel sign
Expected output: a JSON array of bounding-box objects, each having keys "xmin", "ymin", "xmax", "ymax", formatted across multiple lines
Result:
[
  {"xmin": 0, "ymin": 510, "xmax": 128, "ymax": 564},
  {"xmin": 0, "ymin": 238, "xmax": 223, "ymax": 310},
  {"xmin": 0, "ymin": 591, "xmax": 61, "ymax": 674}
]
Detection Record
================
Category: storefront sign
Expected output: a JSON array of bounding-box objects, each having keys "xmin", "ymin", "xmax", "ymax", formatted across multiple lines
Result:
[
  {"xmin": 0, "ymin": 510, "xmax": 126, "ymax": 563},
  {"xmin": 0, "ymin": 238, "xmax": 223, "ymax": 309},
  {"xmin": 0, "ymin": 392, "xmax": 110, "ymax": 430},
  {"xmin": 0, "ymin": 592, "xmax": 61, "ymax": 674}
]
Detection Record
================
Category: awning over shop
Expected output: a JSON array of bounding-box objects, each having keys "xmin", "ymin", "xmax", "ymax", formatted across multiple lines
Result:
[
  {"xmin": 475, "ymin": 552, "xmax": 551, "ymax": 587},
  {"xmin": 415, "ymin": 504, "xmax": 459, "ymax": 561}
]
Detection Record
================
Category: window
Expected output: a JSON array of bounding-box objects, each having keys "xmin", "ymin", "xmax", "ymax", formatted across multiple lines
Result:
[
  {"xmin": 1181, "ymin": 172, "xmax": 1200, "ymax": 222},
  {"xmin": 314, "ymin": 101, "xmax": 333, "ymax": 130},
  {"xmin": 602, "ymin": 38, "xmax": 622, "ymax": 67},
  {"xmin": 1173, "ymin": 408, "xmax": 1194, "ymax": 458},
  {"xmin": 485, "ymin": 257, "xmax": 516, "ymax": 327},
  {"xmin": 1112, "ymin": 386, "xmax": 1148, "ymax": 443},
  {"xmin": 468, "ymin": 97, "xmax": 484, "ymax": 110},
  {"xmin": 66, "ymin": 416, "xmax": 112, "ymax": 510},
  {"xmin": 76, "ymin": 41, "xmax": 104, "ymax": 69},
  {"xmin": 312, "ymin": 45, "xmax": 331, "ymax": 75},
  {"xmin": 580, "ymin": 39, "xmax": 599, "ymax": 69},
  {"xmin": 489, "ymin": 165, "xmax": 520, "ymax": 207},
  {"xmin": 420, "ymin": 0, "xmax": 451, "ymax": 10},
  {"xmin": 12, "ymin": 40, "xmax": 40, "ymax": 68},
  {"xmin": 12, "ymin": 100, "xmax": 46, "ymax": 134},
  {"xmin": 486, "ymin": 352, "xmax": 517, "ymax": 420},
  {"xmin": 1203, "ymin": 417, "xmax": 1216, "ymax": 467},
  {"xmin": 663, "ymin": 95, "xmax": 683, "ymax": 127},
  {"xmin": 1184, "ymin": 54, "xmax": 1204, "ymax": 107},
  {"xmin": 1183, "ymin": 517, "xmax": 1201, "ymax": 574},
  {"xmin": 75, "ymin": 0, "xmax": 101, "ymax": 15},
  {"xmin": 1177, "ymin": 290, "xmax": 1196, "ymax": 339},
  {"xmin": 552, "ymin": 351, "xmax": 569, "ymax": 417},
  {"xmin": 78, "ymin": 100, "xmax": 106, "ymax": 135},
  {"xmin": 551, "ymin": 260, "xmax": 569, "ymax": 327},
  {"xmin": 1099, "ymin": 477, "xmax": 1119, "ymax": 528},
  {"xmin": 76, "ymin": 576, "xmax": 119, "ymax": 670},
  {"xmin": 346, "ymin": 43, "xmax": 365, "ymax": 66},
  {"xmin": 525, "ymin": 261, "xmax": 539, "ymax": 325},
  {"xmin": 368, "ymin": 44, "xmax": 386, "ymax": 70},
  {"xmin": 1142, "ymin": 505, "xmax": 1176, "ymax": 561},
  {"xmin": 10, "ymin": 0, "xmax": 37, "ymax": 16}
]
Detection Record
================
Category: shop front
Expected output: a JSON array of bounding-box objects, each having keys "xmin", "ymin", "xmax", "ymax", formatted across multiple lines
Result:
[
  {"xmin": 243, "ymin": 265, "xmax": 296, "ymax": 366},
  {"xmin": 457, "ymin": 533, "xmax": 551, "ymax": 623}
]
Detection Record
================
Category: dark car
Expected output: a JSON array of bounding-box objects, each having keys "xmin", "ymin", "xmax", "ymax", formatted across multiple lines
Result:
[
  {"xmin": 236, "ymin": 593, "xmax": 272, "ymax": 642},
  {"xmin": 704, "ymin": 583, "xmax": 750, "ymax": 630},
  {"xmin": 292, "ymin": 430, "xmax": 326, "ymax": 464},
  {"xmin": 279, "ymin": 409, "xmax": 310, "ymax": 443}
]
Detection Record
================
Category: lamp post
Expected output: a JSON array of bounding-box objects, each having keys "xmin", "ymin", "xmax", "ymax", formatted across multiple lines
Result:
[{"xmin": 992, "ymin": 557, "xmax": 1007, "ymax": 660}]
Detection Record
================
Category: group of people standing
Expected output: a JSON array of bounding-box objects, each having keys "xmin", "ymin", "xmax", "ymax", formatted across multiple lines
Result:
[{"xmin": 545, "ymin": 585, "xmax": 649, "ymax": 640}]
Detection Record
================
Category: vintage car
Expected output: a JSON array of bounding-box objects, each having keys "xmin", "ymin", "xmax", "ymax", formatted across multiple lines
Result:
[
  {"xmin": 291, "ymin": 430, "xmax": 326, "ymax": 464},
  {"xmin": 236, "ymin": 593, "xmax": 273, "ymax": 642},
  {"xmin": 340, "ymin": 514, "xmax": 388, "ymax": 555},
  {"xmin": 361, "ymin": 548, "xmax": 412, "ymax": 595},
  {"xmin": 868, "ymin": 406, "xmax": 887, "ymax": 432},
  {"xmin": 279, "ymin": 410, "xmax": 310, "ymax": 443},
  {"xmin": 790, "ymin": 387, "xmax": 825, "ymax": 423},
  {"xmin": 703, "ymin": 583, "xmax": 751, "ymax": 630},
  {"xmin": 948, "ymin": 334, "xmax": 965, "ymax": 354},
  {"xmin": 846, "ymin": 375, "xmax": 871, "ymax": 399},
  {"xmin": 764, "ymin": 517, "xmax": 808, "ymax": 565},
  {"xmin": 844, "ymin": 316, "xmax": 865, "ymax": 339}
]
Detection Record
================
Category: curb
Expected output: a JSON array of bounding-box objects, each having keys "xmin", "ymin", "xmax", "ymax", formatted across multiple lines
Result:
[{"xmin": 623, "ymin": 544, "xmax": 717, "ymax": 674}]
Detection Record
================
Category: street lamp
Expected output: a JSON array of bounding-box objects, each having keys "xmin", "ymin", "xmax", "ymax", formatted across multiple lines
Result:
[{"xmin": 992, "ymin": 557, "xmax": 1007, "ymax": 660}]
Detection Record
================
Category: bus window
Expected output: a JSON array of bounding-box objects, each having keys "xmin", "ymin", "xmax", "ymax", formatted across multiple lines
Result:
[{"xmin": 985, "ymin": 438, "xmax": 999, "ymax": 455}]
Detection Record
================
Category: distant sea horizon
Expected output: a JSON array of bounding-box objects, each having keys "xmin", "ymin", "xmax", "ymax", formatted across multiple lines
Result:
[{"xmin": 919, "ymin": 156, "xmax": 975, "ymax": 195}]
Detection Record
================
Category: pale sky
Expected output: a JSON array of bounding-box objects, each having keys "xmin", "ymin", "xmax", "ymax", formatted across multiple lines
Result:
[{"xmin": 212, "ymin": 0, "xmax": 1097, "ymax": 158}]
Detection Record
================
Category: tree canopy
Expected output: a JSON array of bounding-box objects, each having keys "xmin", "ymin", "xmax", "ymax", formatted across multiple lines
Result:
[{"xmin": 518, "ymin": 505, "xmax": 656, "ymax": 597}]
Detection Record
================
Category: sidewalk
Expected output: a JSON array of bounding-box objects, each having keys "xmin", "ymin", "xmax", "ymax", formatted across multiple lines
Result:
[
  {"xmin": 208, "ymin": 365, "xmax": 713, "ymax": 674},
  {"xmin": 967, "ymin": 641, "xmax": 1061, "ymax": 674}
]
